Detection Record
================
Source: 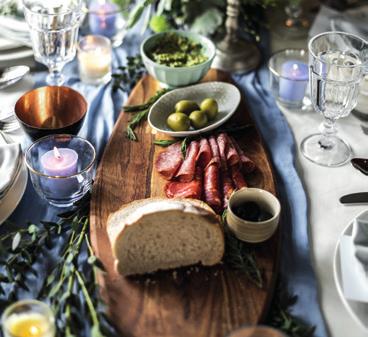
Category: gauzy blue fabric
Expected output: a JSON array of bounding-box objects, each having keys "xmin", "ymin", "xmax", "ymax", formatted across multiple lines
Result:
[{"xmin": 8, "ymin": 31, "xmax": 327, "ymax": 336}]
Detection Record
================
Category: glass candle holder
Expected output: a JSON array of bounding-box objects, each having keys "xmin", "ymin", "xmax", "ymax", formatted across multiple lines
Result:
[
  {"xmin": 2, "ymin": 300, "xmax": 55, "ymax": 337},
  {"xmin": 268, "ymin": 49, "xmax": 309, "ymax": 109},
  {"xmin": 78, "ymin": 35, "xmax": 112, "ymax": 85},
  {"xmin": 88, "ymin": 0, "xmax": 128, "ymax": 47},
  {"xmin": 25, "ymin": 134, "xmax": 96, "ymax": 208}
]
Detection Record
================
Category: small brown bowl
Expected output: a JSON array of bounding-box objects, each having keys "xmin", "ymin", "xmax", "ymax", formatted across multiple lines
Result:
[{"xmin": 15, "ymin": 86, "xmax": 88, "ymax": 140}]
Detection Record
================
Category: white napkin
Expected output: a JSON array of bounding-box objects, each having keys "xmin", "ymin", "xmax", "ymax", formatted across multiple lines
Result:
[
  {"xmin": 0, "ymin": 137, "xmax": 22, "ymax": 199},
  {"xmin": 309, "ymin": 5, "xmax": 368, "ymax": 40},
  {"xmin": 353, "ymin": 213, "xmax": 368, "ymax": 273}
]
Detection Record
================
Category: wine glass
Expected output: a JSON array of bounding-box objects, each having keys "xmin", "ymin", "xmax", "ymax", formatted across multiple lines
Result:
[
  {"xmin": 23, "ymin": 0, "xmax": 85, "ymax": 86},
  {"xmin": 301, "ymin": 31, "xmax": 368, "ymax": 167}
]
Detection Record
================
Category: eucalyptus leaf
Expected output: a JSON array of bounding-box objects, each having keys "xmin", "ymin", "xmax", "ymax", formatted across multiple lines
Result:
[
  {"xmin": 127, "ymin": 0, "xmax": 154, "ymax": 28},
  {"xmin": 91, "ymin": 324, "xmax": 105, "ymax": 337},
  {"xmin": 12, "ymin": 232, "xmax": 21, "ymax": 251},
  {"xmin": 190, "ymin": 8, "xmax": 223, "ymax": 36}
]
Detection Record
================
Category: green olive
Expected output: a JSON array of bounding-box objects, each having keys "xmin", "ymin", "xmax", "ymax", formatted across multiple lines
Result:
[
  {"xmin": 200, "ymin": 98, "xmax": 218, "ymax": 121},
  {"xmin": 166, "ymin": 112, "xmax": 190, "ymax": 131},
  {"xmin": 189, "ymin": 110, "xmax": 208, "ymax": 129},
  {"xmin": 175, "ymin": 100, "xmax": 200, "ymax": 115}
]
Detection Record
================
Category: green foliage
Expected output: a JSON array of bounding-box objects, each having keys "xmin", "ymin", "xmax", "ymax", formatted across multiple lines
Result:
[
  {"xmin": 268, "ymin": 283, "xmax": 316, "ymax": 337},
  {"xmin": 0, "ymin": 193, "xmax": 117, "ymax": 337},
  {"xmin": 149, "ymin": 15, "xmax": 172, "ymax": 33},
  {"xmin": 0, "ymin": 0, "xmax": 18, "ymax": 16},
  {"xmin": 127, "ymin": 0, "xmax": 277, "ymax": 39}
]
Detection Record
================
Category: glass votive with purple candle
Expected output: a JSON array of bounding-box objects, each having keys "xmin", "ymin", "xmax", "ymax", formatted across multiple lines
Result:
[
  {"xmin": 88, "ymin": 0, "xmax": 128, "ymax": 47},
  {"xmin": 268, "ymin": 49, "xmax": 309, "ymax": 109},
  {"xmin": 25, "ymin": 134, "xmax": 96, "ymax": 208}
]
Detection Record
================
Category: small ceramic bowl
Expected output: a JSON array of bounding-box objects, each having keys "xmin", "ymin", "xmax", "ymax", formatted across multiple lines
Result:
[
  {"xmin": 226, "ymin": 188, "xmax": 281, "ymax": 243},
  {"xmin": 14, "ymin": 86, "xmax": 87, "ymax": 140},
  {"xmin": 140, "ymin": 30, "xmax": 216, "ymax": 87},
  {"xmin": 148, "ymin": 81, "xmax": 240, "ymax": 137}
]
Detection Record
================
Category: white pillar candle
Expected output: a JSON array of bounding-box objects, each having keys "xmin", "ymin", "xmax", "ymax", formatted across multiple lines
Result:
[{"xmin": 78, "ymin": 35, "xmax": 112, "ymax": 85}]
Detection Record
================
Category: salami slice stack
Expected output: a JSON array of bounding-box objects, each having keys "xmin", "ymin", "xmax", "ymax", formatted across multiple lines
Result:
[{"xmin": 155, "ymin": 133, "xmax": 256, "ymax": 213}]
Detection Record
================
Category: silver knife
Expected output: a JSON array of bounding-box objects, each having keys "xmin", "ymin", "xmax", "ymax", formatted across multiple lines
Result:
[{"xmin": 340, "ymin": 192, "xmax": 368, "ymax": 204}]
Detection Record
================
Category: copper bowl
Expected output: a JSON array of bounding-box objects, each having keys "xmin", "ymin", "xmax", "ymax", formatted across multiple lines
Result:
[{"xmin": 15, "ymin": 86, "xmax": 88, "ymax": 140}]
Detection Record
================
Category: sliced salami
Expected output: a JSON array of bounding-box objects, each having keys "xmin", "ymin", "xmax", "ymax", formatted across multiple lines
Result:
[
  {"xmin": 208, "ymin": 136, "xmax": 220, "ymax": 166},
  {"xmin": 231, "ymin": 166, "xmax": 247, "ymax": 189},
  {"xmin": 225, "ymin": 134, "xmax": 240, "ymax": 167},
  {"xmin": 155, "ymin": 142, "xmax": 183, "ymax": 180},
  {"xmin": 175, "ymin": 140, "xmax": 200, "ymax": 182},
  {"xmin": 216, "ymin": 133, "xmax": 228, "ymax": 170},
  {"xmin": 204, "ymin": 164, "xmax": 222, "ymax": 213},
  {"xmin": 197, "ymin": 138, "xmax": 212, "ymax": 169},
  {"xmin": 165, "ymin": 166, "xmax": 202, "ymax": 199},
  {"xmin": 222, "ymin": 171, "xmax": 234, "ymax": 208},
  {"xmin": 230, "ymin": 136, "xmax": 255, "ymax": 173}
]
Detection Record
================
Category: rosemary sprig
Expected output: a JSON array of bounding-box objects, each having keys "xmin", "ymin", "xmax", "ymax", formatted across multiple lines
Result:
[
  {"xmin": 222, "ymin": 209, "xmax": 264, "ymax": 288},
  {"xmin": 124, "ymin": 88, "xmax": 171, "ymax": 141},
  {"xmin": 180, "ymin": 137, "xmax": 188, "ymax": 158},
  {"xmin": 153, "ymin": 139, "xmax": 180, "ymax": 147},
  {"xmin": 267, "ymin": 282, "xmax": 316, "ymax": 337}
]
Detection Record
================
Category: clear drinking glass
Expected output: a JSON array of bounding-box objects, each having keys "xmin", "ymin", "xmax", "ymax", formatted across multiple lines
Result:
[
  {"xmin": 301, "ymin": 31, "xmax": 368, "ymax": 167},
  {"xmin": 23, "ymin": 0, "xmax": 85, "ymax": 86}
]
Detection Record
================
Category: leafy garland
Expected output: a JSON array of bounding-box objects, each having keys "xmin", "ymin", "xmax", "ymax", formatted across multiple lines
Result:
[{"xmin": 0, "ymin": 194, "xmax": 117, "ymax": 337}]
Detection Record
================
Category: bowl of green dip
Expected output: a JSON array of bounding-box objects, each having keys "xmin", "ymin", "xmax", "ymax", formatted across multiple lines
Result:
[{"xmin": 141, "ymin": 30, "xmax": 216, "ymax": 87}]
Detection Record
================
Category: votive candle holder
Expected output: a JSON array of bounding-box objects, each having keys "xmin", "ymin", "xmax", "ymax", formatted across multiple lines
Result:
[
  {"xmin": 2, "ymin": 300, "xmax": 55, "ymax": 337},
  {"xmin": 268, "ymin": 49, "xmax": 309, "ymax": 109},
  {"xmin": 78, "ymin": 35, "xmax": 112, "ymax": 85}
]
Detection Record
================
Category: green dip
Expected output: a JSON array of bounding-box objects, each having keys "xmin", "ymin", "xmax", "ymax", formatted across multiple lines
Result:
[{"xmin": 149, "ymin": 33, "xmax": 208, "ymax": 68}]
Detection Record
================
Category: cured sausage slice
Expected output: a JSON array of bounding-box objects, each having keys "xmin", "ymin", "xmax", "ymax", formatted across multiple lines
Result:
[
  {"xmin": 230, "ymin": 136, "xmax": 255, "ymax": 173},
  {"xmin": 165, "ymin": 166, "xmax": 202, "ymax": 199},
  {"xmin": 197, "ymin": 138, "xmax": 212, "ymax": 169},
  {"xmin": 175, "ymin": 140, "xmax": 200, "ymax": 182},
  {"xmin": 231, "ymin": 166, "xmax": 247, "ymax": 189},
  {"xmin": 204, "ymin": 163, "xmax": 222, "ymax": 213},
  {"xmin": 155, "ymin": 142, "xmax": 183, "ymax": 180}
]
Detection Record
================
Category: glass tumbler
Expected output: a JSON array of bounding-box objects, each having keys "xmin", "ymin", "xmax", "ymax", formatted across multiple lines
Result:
[
  {"xmin": 25, "ymin": 134, "xmax": 96, "ymax": 207},
  {"xmin": 23, "ymin": 0, "xmax": 85, "ymax": 86},
  {"xmin": 301, "ymin": 31, "xmax": 368, "ymax": 167}
]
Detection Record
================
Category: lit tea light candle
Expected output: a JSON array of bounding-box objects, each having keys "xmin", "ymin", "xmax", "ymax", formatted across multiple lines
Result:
[
  {"xmin": 2, "ymin": 300, "xmax": 55, "ymax": 337},
  {"xmin": 78, "ymin": 35, "xmax": 112, "ymax": 85},
  {"xmin": 88, "ymin": 0, "xmax": 118, "ymax": 38},
  {"xmin": 41, "ymin": 146, "xmax": 78, "ymax": 176},
  {"xmin": 279, "ymin": 60, "xmax": 308, "ymax": 103}
]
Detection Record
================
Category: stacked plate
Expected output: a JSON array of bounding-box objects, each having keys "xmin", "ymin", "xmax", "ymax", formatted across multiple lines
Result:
[
  {"xmin": 0, "ymin": 132, "xmax": 27, "ymax": 224},
  {"xmin": 226, "ymin": 188, "xmax": 281, "ymax": 243},
  {"xmin": 0, "ymin": 15, "xmax": 33, "ymax": 69}
]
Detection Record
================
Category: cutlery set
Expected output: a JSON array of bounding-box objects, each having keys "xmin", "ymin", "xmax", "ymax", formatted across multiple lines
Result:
[{"xmin": 340, "ymin": 158, "xmax": 368, "ymax": 204}]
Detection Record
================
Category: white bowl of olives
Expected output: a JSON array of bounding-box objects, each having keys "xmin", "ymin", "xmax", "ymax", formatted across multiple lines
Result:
[{"xmin": 148, "ymin": 81, "xmax": 241, "ymax": 137}]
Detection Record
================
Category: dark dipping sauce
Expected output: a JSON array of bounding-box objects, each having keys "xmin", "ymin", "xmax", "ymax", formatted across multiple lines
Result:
[{"xmin": 233, "ymin": 201, "xmax": 273, "ymax": 222}]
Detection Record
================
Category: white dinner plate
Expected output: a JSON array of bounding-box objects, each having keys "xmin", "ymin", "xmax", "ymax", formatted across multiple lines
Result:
[
  {"xmin": 333, "ymin": 210, "xmax": 368, "ymax": 332},
  {"xmin": 0, "ymin": 160, "xmax": 28, "ymax": 224},
  {"xmin": 0, "ymin": 47, "xmax": 33, "ymax": 62},
  {"xmin": 148, "ymin": 82, "xmax": 241, "ymax": 137}
]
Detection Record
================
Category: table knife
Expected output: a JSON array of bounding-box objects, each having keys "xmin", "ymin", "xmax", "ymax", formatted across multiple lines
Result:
[
  {"xmin": 340, "ymin": 192, "xmax": 368, "ymax": 204},
  {"xmin": 351, "ymin": 158, "xmax": 368, "ymax": 175}
]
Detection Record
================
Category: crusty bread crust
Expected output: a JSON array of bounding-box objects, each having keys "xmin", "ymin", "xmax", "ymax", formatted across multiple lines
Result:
[{"xmin": 106, "ymin": 198, "xmax": 224, "ymax": 276}]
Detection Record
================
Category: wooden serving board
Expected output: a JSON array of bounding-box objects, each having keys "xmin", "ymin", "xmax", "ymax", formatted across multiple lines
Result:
[{"xmin": 90, "ymin": 69, "xmax": 280, "ymax": 337}]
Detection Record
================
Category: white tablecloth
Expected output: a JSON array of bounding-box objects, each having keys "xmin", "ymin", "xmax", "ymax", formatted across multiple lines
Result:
[{"xmin": 280, "ymin": 104, "xmax": 368, "ymax": 337}]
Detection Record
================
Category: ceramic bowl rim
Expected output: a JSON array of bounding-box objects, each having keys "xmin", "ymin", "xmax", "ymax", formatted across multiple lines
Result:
[
  {"xmin": 140, "ymin": 30, "xmax": 216, "ymax": 71},
  {"xmin": 227, "ymin": 187, "xmax": 281, "ymax": 226}
]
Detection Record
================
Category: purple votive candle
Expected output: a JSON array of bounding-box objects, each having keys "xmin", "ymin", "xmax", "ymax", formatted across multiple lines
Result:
[
  {"xmin": 40, "ymin": 147, "xmax": 79, "ymax": 196},
  {"xmin": 279, "ymin": 60, "xmax": 308, "ymax": 102},
  {"xmin": 89, "ymin": 1, "xmax": 118, "ymax": 38},
  {"xmin": 41, "ymin": 147, "xmax": 78, "ymax": 176}
]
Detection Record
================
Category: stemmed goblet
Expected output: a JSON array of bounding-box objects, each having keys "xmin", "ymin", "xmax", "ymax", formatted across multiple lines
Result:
[
  {"xmin": 301, "ymin": 31, "xmax": 368, "ymax": 167},
  {"xmin": 23, "ymin": 0, "xmax": 85, "ymax": 86}
]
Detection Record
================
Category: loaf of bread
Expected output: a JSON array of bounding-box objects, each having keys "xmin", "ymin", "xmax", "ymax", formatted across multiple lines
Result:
[{"xmin": 107, "ymin": 198, "xmax": 224, "ymax": 276}]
